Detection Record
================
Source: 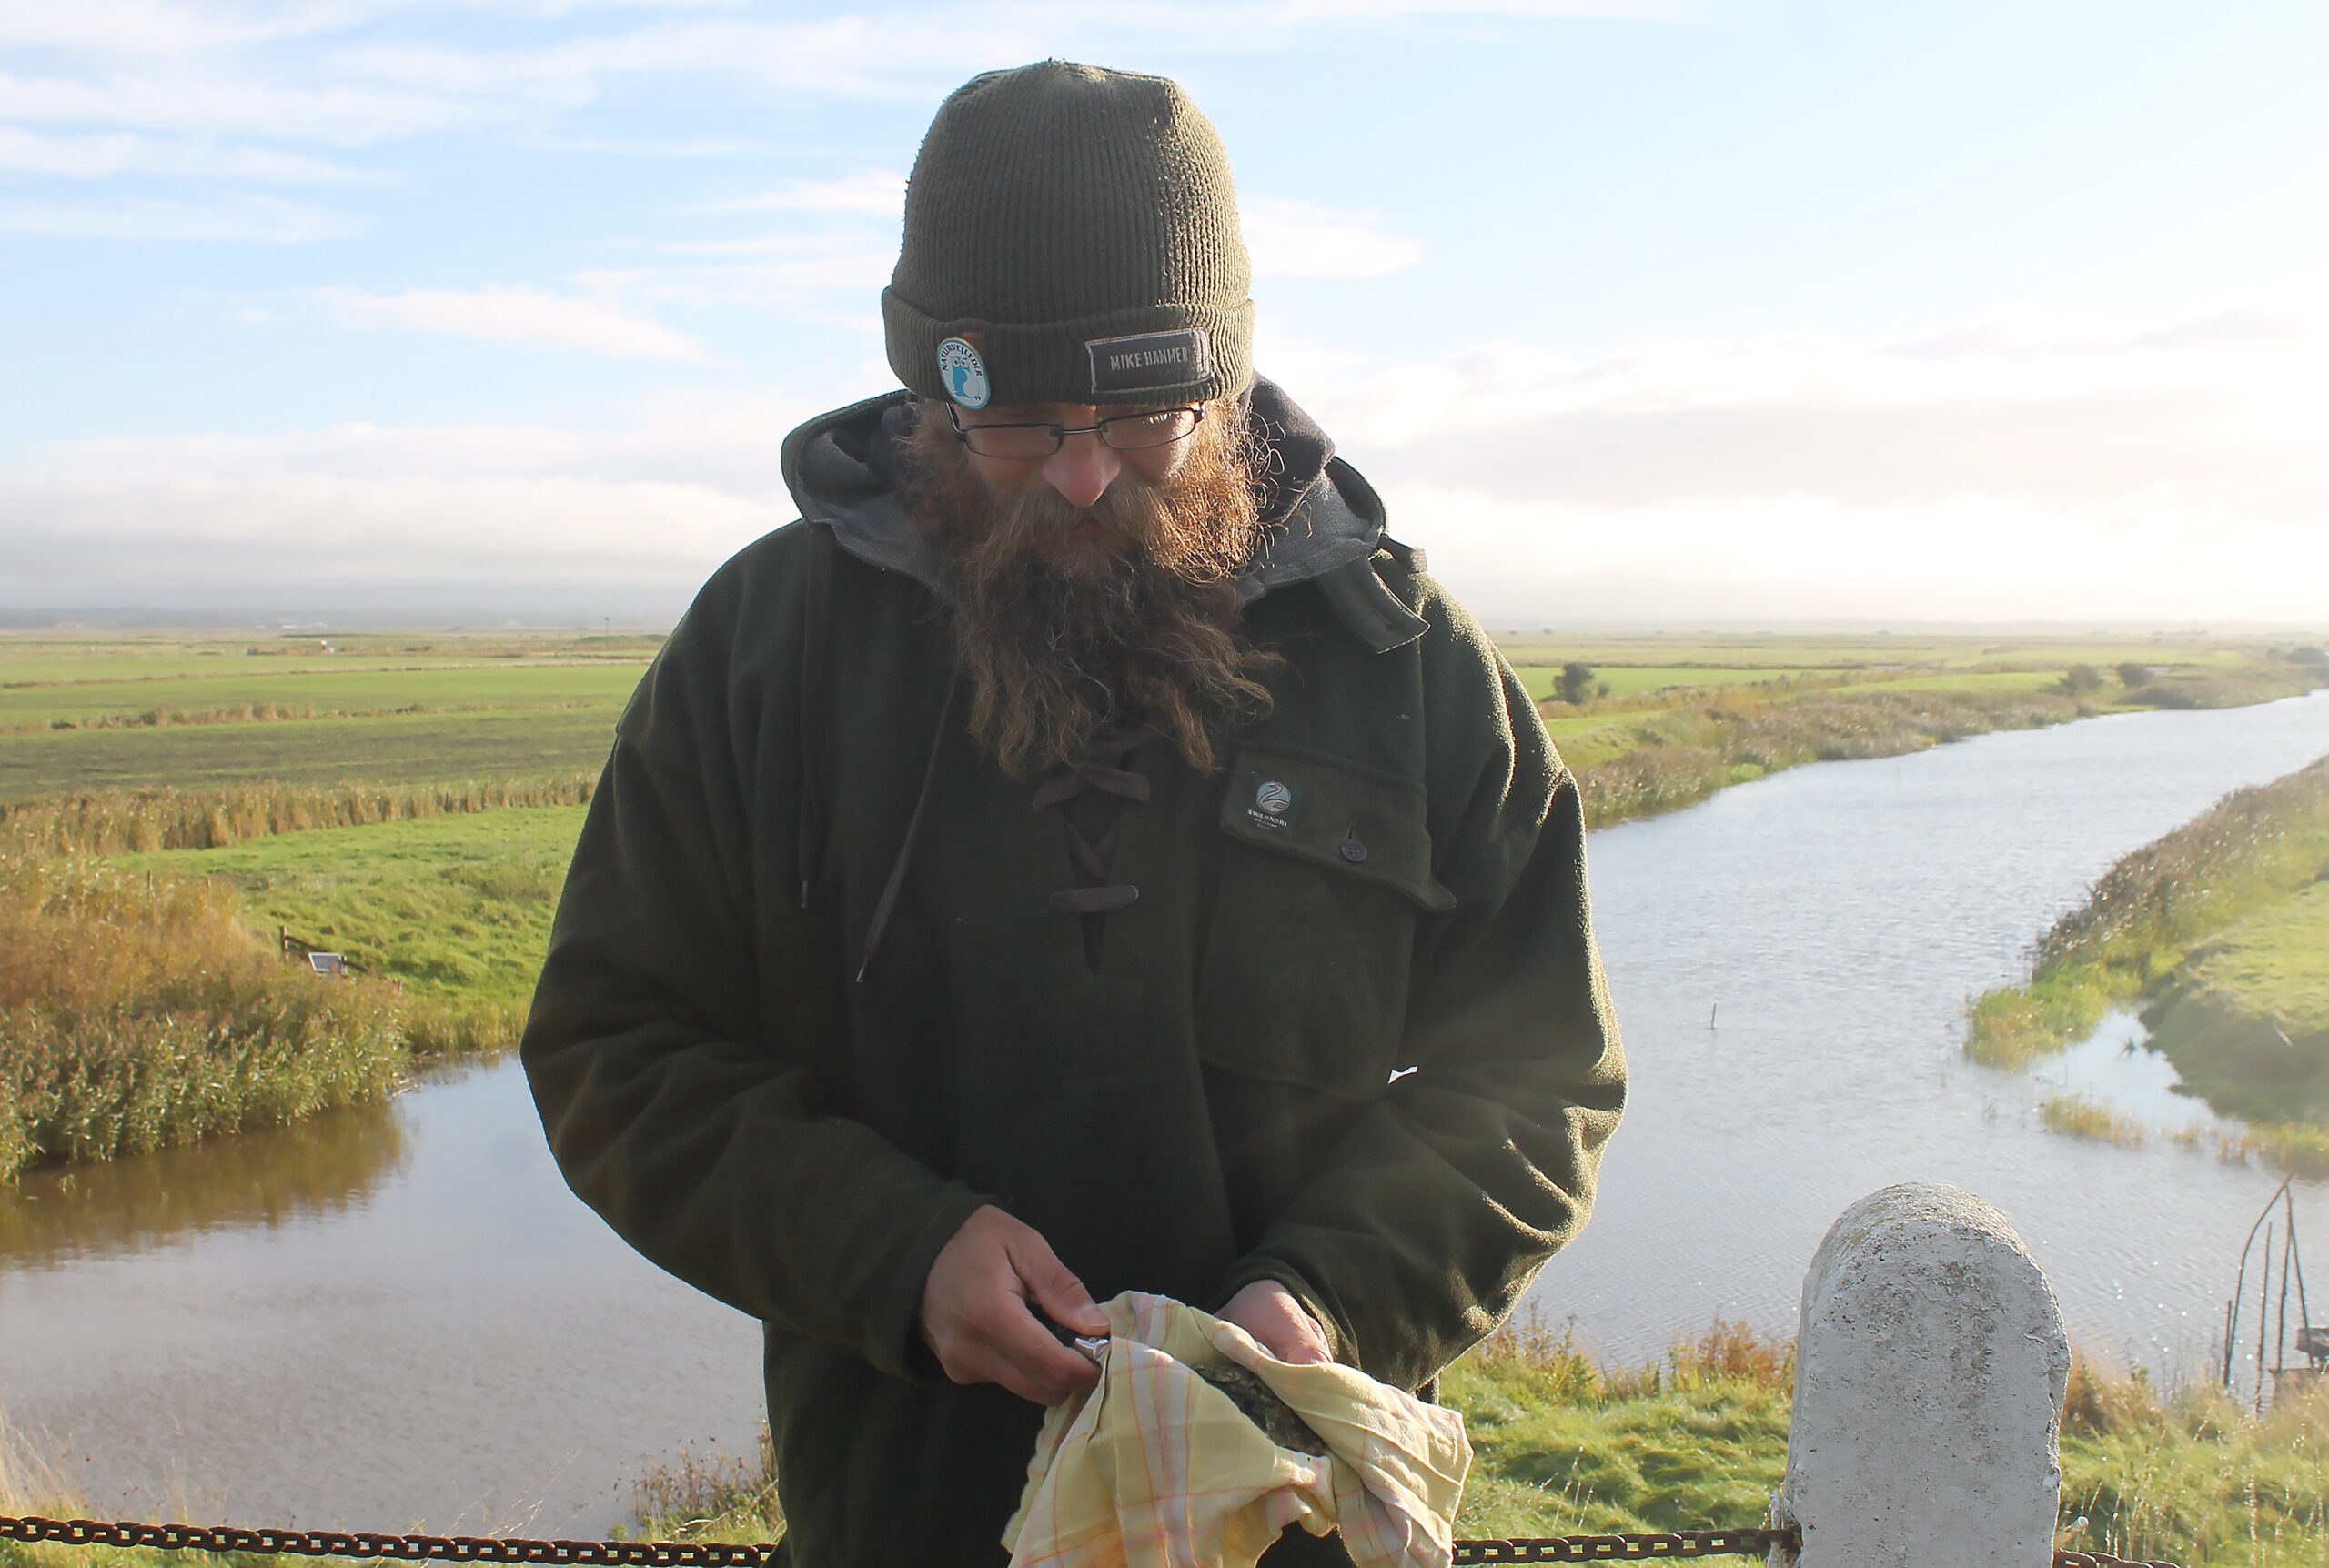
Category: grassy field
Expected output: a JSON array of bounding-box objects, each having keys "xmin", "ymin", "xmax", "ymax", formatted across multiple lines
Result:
[
  {"xmin": 0, "ymin": 708, "xmax": 624, "ymax": 801},
  {"xmin": 0, "ymin": 629, "xmax": 662, "ymax": 686},
  {"xmin": 2, "ymin": 663, "xmax": 645, "ymax": 731},
  {"xmin": 116, "ymin": 806, "xmax": 588, "ymax": 1015},
  {"xmin": 0, "ymin": 630, "xmax": 652, "ymax": 802}
]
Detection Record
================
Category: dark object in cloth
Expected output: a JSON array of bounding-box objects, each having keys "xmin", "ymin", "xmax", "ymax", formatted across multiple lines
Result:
[{"xmin": 1195, "ymin": 1361, "xmax": 1329, "ymax": 1455}]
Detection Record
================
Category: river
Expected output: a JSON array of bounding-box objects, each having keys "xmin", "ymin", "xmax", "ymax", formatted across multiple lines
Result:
[{"xmin": 5, "ymin": 692, "xmax": 2328, "ymax": 1533}]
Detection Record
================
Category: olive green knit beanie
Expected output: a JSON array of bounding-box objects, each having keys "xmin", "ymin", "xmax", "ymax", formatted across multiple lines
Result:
[{"xmin": 882, "ymin": 60, "xmax": 1255, "ymax": 409}]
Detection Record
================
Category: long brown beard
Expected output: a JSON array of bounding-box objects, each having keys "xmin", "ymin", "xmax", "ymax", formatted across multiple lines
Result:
[{"xmin": 906, "ymin": 400, "xmax": 1275, "ymax": 778}]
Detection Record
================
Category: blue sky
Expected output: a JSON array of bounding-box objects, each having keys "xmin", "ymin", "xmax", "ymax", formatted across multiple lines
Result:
[{"xmin": 3, "ymin": 0, "xmax": 2324, "ymax": 625}]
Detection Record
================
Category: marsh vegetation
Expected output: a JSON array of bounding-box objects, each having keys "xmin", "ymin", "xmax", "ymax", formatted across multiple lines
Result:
[{"xmin": 1966, "ymin": 753, "xmax": 2329, "ymax": 1172}]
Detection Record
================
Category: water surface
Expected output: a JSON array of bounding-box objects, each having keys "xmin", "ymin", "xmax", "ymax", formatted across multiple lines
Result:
[{"xmin": 1539, "ymin": 691, "xmax": 2329, "ymax": 1379}]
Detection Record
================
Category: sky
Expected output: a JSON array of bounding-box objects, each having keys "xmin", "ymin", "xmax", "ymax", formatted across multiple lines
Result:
[{"xmin": 1, "ymin": 0, "xmax": 2324, "ymax": 628}]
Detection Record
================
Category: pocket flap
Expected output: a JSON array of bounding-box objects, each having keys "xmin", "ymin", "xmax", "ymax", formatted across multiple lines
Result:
[{"xmin": 1220, "ymin": 746, "xmax": 1456, "ymax": 911}]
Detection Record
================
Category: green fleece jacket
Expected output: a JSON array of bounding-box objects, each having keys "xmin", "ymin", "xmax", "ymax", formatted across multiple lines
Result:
[{"xmin": 521, "ymin": 382, "xmax": 1625, "ymax": 1567}]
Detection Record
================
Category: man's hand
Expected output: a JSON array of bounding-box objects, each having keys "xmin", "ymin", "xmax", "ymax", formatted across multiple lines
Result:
[
  {"xmin": 920, "ymin": 1205, "xmax": 1109, "ymax": 1405},
  {"xmin": 1219, "ymin": 1280, "xmax": 1333, "ymax": 1365}
]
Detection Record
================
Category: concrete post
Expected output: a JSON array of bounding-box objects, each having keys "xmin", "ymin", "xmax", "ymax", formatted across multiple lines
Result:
[{"xmin": 1770, "ymin": 1183, "xmax": 2070, "ymax": 1567}]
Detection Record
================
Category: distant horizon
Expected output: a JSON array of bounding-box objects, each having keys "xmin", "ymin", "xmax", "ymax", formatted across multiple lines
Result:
[{"xmin": 7, "ymin": 608, "xmax": 2325, "ymax": 643}]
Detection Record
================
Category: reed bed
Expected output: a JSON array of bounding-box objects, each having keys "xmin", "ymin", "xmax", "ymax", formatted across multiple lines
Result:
[
  {"xmin": 1, "ymin": 775, "xmax": 598, "ymax": 856},
  {"xmin": 2040, "ymin": 1091, "xmax": 2151, "ymax": 1147},
  {"xmin": 1966, "ymin": 756, "xmax": 2329, "ymax": 1070},
  {"xmin": 1570, "ymin": 687, "xmax": 2085, "ymax": 828},
  {"xmin": 0, "ymin": 849, "xmax": 406, "ymax": 1182}
]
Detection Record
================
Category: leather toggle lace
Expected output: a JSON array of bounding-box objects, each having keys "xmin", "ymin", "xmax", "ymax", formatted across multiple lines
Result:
[{"xmin": 1033, "ymin": 726, "xmax": 1158, "ymax": 918}]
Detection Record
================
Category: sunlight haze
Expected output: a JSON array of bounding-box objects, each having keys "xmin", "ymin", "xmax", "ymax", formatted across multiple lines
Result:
[{"xmin": 2, "ymin": 1, "xmax": 2322, "ymax": 626}]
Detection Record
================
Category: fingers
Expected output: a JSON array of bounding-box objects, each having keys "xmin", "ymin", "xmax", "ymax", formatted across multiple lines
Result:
[
  {"xmin": 954, "ymin": 1296, "xmax": 1101, "ymax": 1406},
  {"xmin": 919, "ymin": 1206, "xmax": 1105, "ymax": 1406},
  {"xmin": 1219, "ymin": 1279, "xmax": 1334, "ymax": 1366},
  {"xmin": 1011, "ymin": 1230, "xmax": 1109, "ymax": 1338}
]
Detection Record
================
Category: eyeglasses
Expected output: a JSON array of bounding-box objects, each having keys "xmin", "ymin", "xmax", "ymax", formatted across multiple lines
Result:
[{"xmin": 947, "ymin": 404, "xmax": 1204, "ymax": 459}]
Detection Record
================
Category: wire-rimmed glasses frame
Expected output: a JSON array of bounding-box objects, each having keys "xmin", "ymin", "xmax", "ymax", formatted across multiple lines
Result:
[{"xmin": 945, "ymin": 403, "xmax": 1205, "ymax": 460}]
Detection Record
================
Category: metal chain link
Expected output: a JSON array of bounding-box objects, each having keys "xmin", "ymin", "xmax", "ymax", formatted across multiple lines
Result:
[
  {"xmin": 0, "ymin": 1518, "xmax": 772, "ymax": 1566},
  {"xmin": 3, "ymin": 1514, "xmax": 2182, "ymax": 1566},
  {"xmin": 1452, "ymin": 1529, "xmax": 1794, "ymax": 1561}
]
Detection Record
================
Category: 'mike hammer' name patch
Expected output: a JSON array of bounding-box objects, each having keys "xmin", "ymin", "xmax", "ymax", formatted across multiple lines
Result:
[{"xmin": 1084, "ymin": 328, "xmax": 1214, "ymax": 395}]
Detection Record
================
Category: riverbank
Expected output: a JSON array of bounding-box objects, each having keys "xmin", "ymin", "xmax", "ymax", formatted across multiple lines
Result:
[
  {"xmin": 1964, "ymin": 753, "xmax": 2329, "ymax": 1169},
  {"xmin": 1562, "ymin": 683, "xmax": 2094, "ymax": 827},
  {"xmin": 0, "ymin": 846, "xmax": 478, "ymax": 1183}
]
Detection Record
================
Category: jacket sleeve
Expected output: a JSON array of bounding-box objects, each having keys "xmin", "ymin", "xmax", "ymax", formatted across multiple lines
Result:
[
  {"xmin": 1212, "ymin": 595, "xmax": 1626, "ymax": 1391},
  {"xmin": 520, "ymin": 539, "xmax": 991, "ymax": 1379}
]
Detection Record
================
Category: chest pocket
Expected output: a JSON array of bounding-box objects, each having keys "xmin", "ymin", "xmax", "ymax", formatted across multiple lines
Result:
[{"xmin": 1195, "ymin": 744, "xmax": 1454, "ymax": 1098}]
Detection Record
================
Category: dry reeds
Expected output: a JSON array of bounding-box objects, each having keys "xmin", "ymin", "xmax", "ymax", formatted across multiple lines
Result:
[
  {"xmin": 1966, "ymin": 754, "xmax": 2329, "ymax": 1070},
  {"xmin": 2040, "ymin": 1091, "xmax": 2151, "ymax": 1147},
  {"xmin": 1469, "ymin": 1314, "xmax": 1796, "ymax": 1402},
  {"xmin": 2035, "ymin": 757, "xmax": 2329, "ymax": 982},
  {"xmin": 0, "ymin": 775, "xmax": 598, "ymax": 857},
  {"xmin": 624, "ymin": 1427, "xmax": 783, "ymax": 1545},
  {"xmin": 0, "ymin": 849, "xmax": 406, "ymax": 1182},
  {"xmin": 1570, "ymin": 688, "xmax": 2086, "ymax": 828}
]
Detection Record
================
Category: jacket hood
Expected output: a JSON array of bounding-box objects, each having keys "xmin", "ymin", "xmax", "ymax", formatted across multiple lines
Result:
[{"xmin": 777, "ymin": 377, "xmax": 1391, "ymax": 603}]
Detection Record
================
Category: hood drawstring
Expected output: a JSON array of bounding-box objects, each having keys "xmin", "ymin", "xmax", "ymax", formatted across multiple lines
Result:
[
  {"xmin": 796, "ymin": 526, "xmax": 835, "ymax": 910},
  {"xmin": 854, "ymin": 668, "xmax": 961, "ymax": 984}
]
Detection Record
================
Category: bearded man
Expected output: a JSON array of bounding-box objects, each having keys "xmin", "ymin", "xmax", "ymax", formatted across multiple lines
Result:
[{"xmin": 523, "ymin": 60, "xmax": 1624, "ymax": 1568}]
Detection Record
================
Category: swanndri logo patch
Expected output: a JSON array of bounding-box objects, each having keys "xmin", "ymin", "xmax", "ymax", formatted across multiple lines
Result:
[{"xmin": 1245, "ymin": 778, "xmax": 1296, "ymax": 833}]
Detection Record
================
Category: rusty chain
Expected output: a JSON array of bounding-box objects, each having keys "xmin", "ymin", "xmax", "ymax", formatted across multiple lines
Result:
[
  {"xmin": 1452, "ymin": 1529, "xmax": 1792, "ymax": 1560},
  {"xmin": 0, "ymin": 1514, "xmax": 2183, "ymax": 1566},
  {"xmin": 0, "ymin": 1518, "xmax": 771, "ymax": 1566}
]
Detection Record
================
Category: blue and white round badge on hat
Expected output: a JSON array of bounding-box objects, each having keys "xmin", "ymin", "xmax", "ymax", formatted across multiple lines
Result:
[{"xmin": 936, "ymin": 337, "xmax": 990, "ymax": 409}]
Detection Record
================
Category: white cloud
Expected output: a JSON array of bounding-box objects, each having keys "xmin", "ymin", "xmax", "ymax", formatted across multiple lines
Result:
[
  {"xmin": 0, "ymin": 1, "xmax": 1667, "ymax": 173},
  {"xmin": 1397, "ymin": 487, "xmax": 2329, "ymax": 627},
  {"xmin": 320, "ymin": 285, "xmax": 715, "ymax": 360},
  {"xmin": 0, "ymin": 124, "xmax": 349, "ymax": 178},
  {"xmin": 11, "ymin": 296, "xmax": 2320, "ymax": 624},
  {"xmin": 1248, "ymin": 297, "xmax": 2329, "ymax": 623},
  {"xmin": 1240, "ymin": 196, "xmax": 1421, "ymax": 278},
  {"xmin": 0, "ymin": 192, "xmax": 349, "ymax": 239},
  {"xmin": 0, "ymin": 387, "xmax": 816, "ymax": 614},
  {"xmin": 713, "ymin": 169, "xmax": 905, "ymax": 219}
]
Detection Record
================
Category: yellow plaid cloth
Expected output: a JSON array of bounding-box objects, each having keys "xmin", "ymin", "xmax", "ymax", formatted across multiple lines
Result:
[{"xmin": 1002, "ymin": 1292, "xmax": 1471, "ymax": 1568}]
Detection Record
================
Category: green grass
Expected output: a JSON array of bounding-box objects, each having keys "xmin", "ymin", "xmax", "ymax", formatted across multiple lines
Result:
[
  {"xmin": 2188, "ymin": 879, "xmax": 2329, "ymax": 1034},
  {"xmin": 0, "ymin": 707, "xmax": 622, "ymax": 801},
  {"xmin": 2040, "ymin": 1091, "xmax": 2151, "ymax": 1147},
  {"xmin": 1, "ymin": 850, "xmax": 408, "ymax": 1182},
  {"xmin": 1562, "ymin": 687, "xmax": 2090, "ymax": 828},
  {"xmin": 1965, "ymin": 755, "xmax": 2329, "ymax": 1073},
  {"xmin": 117, "ymin": 805, "xmax": 589, "ymax": 1013},
  {"xmin": 611, "ymin": 1322, "xmax": 2329, "ymax": 1567},
  {"xmin": 1, "ymin": 663, "xmax": 645, "ymax": 731},
  {"xmin": 1508, "ymin": 666, "xmax": 1800, "ymax": 701},
  {"xmin": 0, "ymin": 629, "xmax": 662, "ymax": 688}
]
